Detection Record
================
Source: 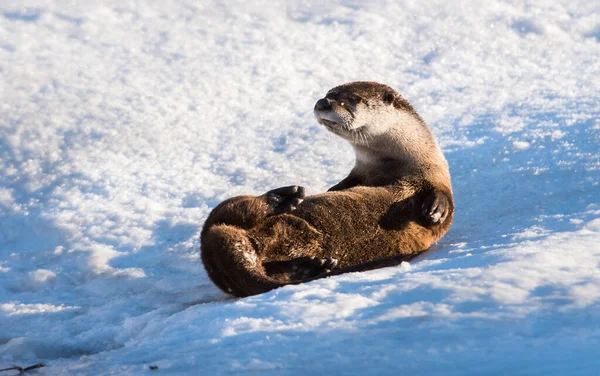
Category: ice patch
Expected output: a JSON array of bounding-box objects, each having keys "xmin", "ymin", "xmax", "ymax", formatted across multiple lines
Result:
[
  {"xmin": 86, "ymin": 243, "xmax": 121, "ymax": 273},
  {"xmin": 111, "ymin": 268, "xmax": 147, "ymax": 279},
  {"xmin": 232, "ymin": 359, "xmax": 279, "ymax": 372},
  {"xmin": 511, "ymin": 18, "xmax": 544, "ymax": 36},
  {"xmin": 1, "ymin": 303, "xmax": 80, "ymax": 316},
  {"xmin": 28, "ymin": 269, "xmax": 56, "ymax": 284},
  {"xmin": 585, "ymin": 218, "xmax": 600, "ymax": 232},
  {"xmin": 512, "ymin": 140, "xmax": 531, "ymax": 150},
  {"xmin": 375, "ymin": 302, "xmax": 452, "ymax": 321},
  {"xmin": 551, "ymin": 130, "xmax": 565, "ymax": 141},
  {"xmin": 0, "ymin": 188, "xmax": 16, "ymax": 207}
]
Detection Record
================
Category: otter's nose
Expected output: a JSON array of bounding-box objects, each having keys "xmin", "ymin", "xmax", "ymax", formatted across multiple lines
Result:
[{"xmin": 315, "ymin": 98, "xmax": 332, "ymax": 111}]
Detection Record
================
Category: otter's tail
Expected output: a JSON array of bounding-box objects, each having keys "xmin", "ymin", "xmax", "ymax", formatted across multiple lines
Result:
[{"xmin": 201, "ymin": 224, "xmax": 284, "ymax": 297}]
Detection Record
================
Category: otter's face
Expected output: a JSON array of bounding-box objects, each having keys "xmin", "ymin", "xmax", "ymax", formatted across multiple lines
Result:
[{"xmin": 313, "ymin": 82, "xmax": 403, "ymax": 145}]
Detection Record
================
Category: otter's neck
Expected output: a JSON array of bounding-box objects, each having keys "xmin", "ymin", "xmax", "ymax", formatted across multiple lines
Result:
[{"xmin": 351, "ymin": 117, "xmax": 450, "ymax": 185}]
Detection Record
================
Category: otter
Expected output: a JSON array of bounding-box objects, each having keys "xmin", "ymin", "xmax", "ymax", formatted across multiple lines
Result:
[{"xmin": 201, "ymin": 81, "xmax": 454, "ymax": 297}]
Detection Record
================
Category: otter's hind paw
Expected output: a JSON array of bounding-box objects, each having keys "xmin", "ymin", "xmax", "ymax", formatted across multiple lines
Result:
[
  {"xmin": 265, "ymin": 185, "xmax": 306, "ymax": 214},
  {"xmin": 421, "ymin": 190, "xmax": 451, "ymax": 225},
  {"xmin": 291, "ymin": 256, "xmax": 338, "ymax": 279}
]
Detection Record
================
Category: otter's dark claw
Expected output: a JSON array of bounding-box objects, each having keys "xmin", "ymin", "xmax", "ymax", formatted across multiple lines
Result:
[
  {"xmin": 265, "ymin": 185, "xmax": 306, "ymax": 214},
  {"xmin": 290, "ymin": 256, "xmax": 338, "ymax": 280},
  {"xmin": 323, "ymin": 257, "xmax": 338, "ymax": 270},
  {"xmin": 421, "ymin": 190, "xmax": 451, "ymax": 225}
]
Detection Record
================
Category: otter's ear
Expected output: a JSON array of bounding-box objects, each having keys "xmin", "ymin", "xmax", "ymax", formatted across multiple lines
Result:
[{"xmin": 383, "ymin": 91, "xmax": 395, "ymax": 105}]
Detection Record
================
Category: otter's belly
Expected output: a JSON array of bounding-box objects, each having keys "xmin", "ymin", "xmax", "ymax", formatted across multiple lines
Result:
[{"xmin": 291, "ymin": 188, "xmax": 427, "ymax": 266}]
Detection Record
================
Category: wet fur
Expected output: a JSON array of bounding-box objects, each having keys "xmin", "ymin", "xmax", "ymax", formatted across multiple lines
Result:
[{"xmin": 201, "ymin": 82, "xmax": 454, "ymax": 297}]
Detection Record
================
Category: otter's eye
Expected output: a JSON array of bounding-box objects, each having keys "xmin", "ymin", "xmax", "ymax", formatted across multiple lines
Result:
[
  {"xmin": 340, "ymin": 101, "xmax": 346, "ymax": 107},
  {"xmin": 383, "ymin": 91, "xmax": 395, "ymax": 104}
]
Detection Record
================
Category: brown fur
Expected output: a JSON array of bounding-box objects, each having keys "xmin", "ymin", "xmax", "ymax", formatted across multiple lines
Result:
[{"xmin": 201, "ymin": 82, "xmax": 454, "ymax": 297}]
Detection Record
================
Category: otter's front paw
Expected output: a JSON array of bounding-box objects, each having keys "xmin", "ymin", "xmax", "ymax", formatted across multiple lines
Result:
[
  {"xmin": 265, "ymin": 185, "xmax": 306, "ymax": 214},
  {"xmin": 291, "ymin": 256, "xmax": 338, "ymax": 279},
  {"xmin": 421, "ymin": 190, "xmax": 451, "ymax": 225}
]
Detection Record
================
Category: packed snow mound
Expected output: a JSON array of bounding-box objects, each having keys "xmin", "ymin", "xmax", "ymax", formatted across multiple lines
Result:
[{"xmin": 1, "ymin": 0, "xmax": 599, "ymax": 374}]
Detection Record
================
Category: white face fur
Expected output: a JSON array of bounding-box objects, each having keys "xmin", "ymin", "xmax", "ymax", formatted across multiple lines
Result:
[
  {"xmin": 313, "ymin": 82, "xmax": 449, "ymax": 177},
  {"xmin": 313, "ymin": 86, "xmax": 410, "ymax": 146}
]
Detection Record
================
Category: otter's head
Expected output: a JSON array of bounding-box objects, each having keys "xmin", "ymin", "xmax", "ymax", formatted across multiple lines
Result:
[{"xmin": 314, "ymin": 81, "xmax": 422, "ymax": 145}]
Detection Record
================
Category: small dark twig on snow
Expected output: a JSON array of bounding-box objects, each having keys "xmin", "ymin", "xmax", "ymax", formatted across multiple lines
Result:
[{"xmin": 0, "ymin": 363, "xmax": 46, "ymax": 374}]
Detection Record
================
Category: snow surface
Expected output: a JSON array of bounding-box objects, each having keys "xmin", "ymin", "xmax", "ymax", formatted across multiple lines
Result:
[{"xmin": 1, "ymin": 0, "xmax": 599, "ymax": 374}]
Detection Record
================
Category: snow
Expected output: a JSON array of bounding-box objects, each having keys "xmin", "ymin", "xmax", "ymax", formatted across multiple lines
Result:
[{"xmin": 1, "ymin": 0, "xmax": 599, "ymax": 374}]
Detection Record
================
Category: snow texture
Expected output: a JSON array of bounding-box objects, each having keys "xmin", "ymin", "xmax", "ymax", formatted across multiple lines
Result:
[{"xmin": 1, "ymin": 0, "xmax": 599, "ymax": 374}]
